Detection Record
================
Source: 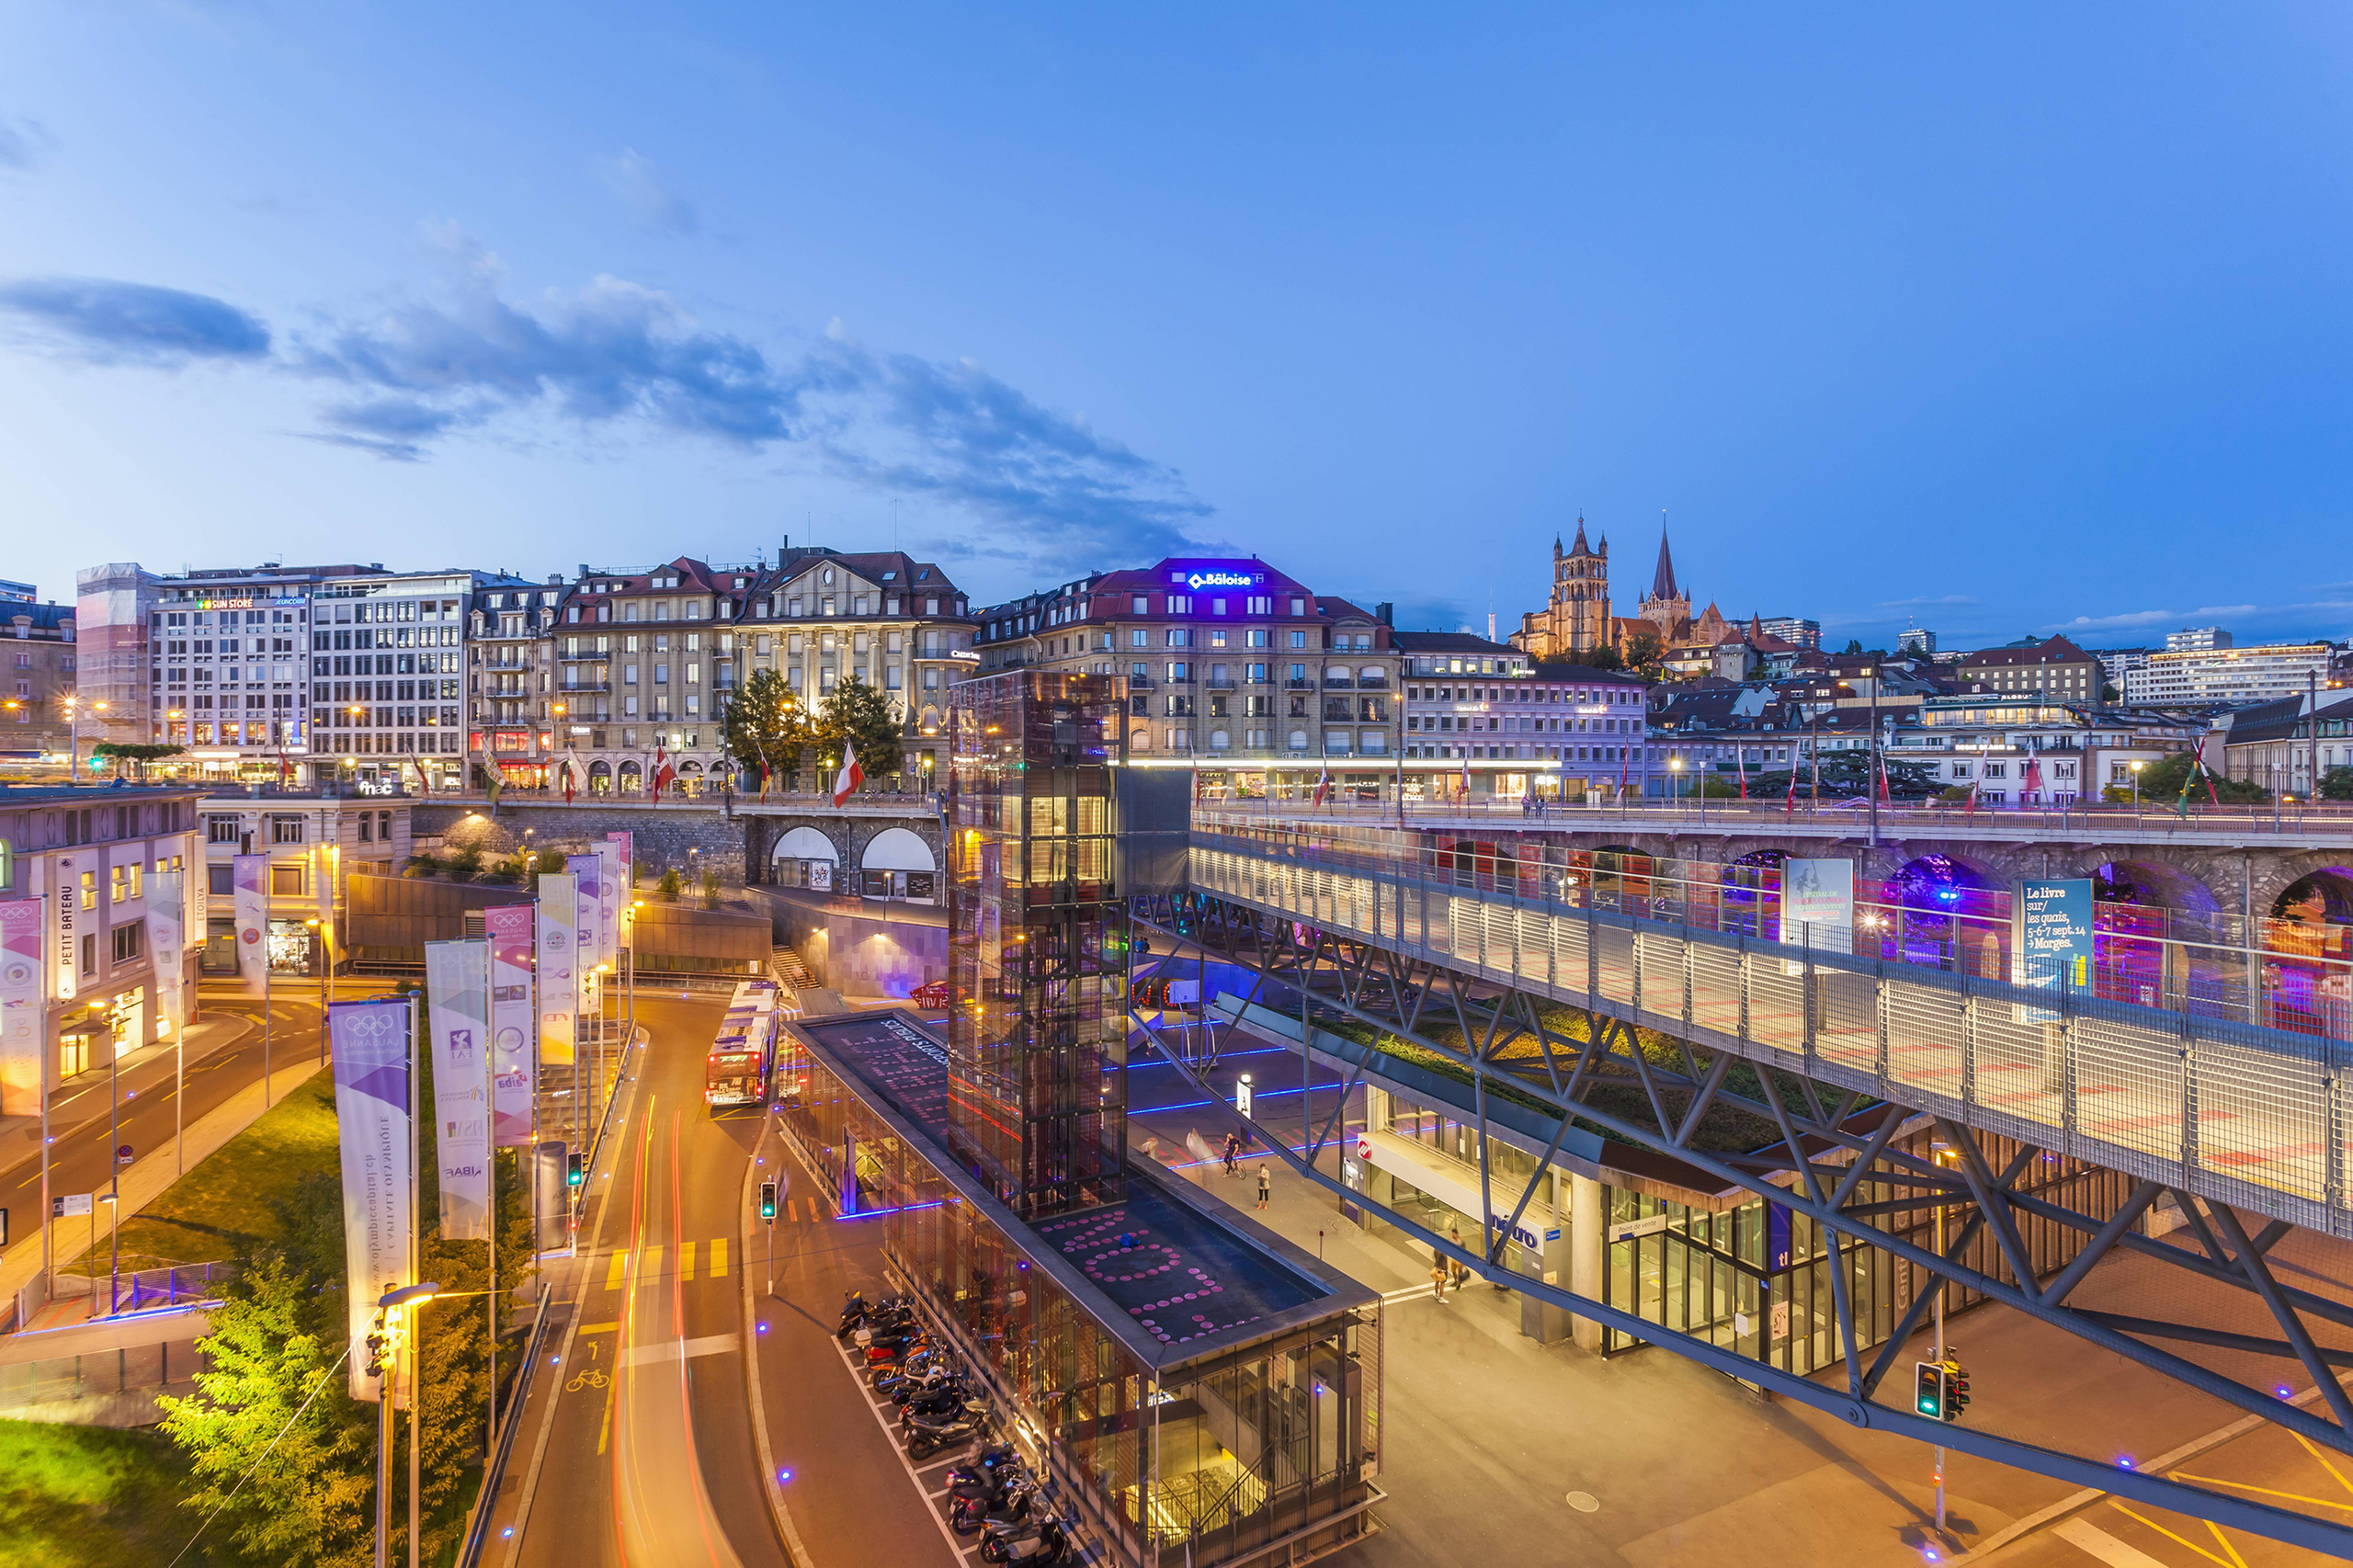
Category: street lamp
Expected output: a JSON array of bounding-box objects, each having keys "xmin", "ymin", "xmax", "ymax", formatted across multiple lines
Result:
[
  {"xmin": 1668, "ymin": 755, "xmax": 1684, "ymax": 806},
  {"xmin": 373, "ymin": 1280, "xmax": 441, "ymax": 1568},
  {"xmin": 2129, "ymin": 760, "xmax": 2143, "ymax": 814}
]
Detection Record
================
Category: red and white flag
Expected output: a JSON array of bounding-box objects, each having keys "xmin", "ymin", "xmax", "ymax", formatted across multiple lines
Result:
[
  {"xmin": 832, "ymin": 742, "xmax": 864, "ymax": 807},
  {"xmin": 409, "ymin": 756, "xmax": 431, "ymax": 797},
  {"xmin": 1313, "ymin": 764, "xmax": 1332, "ymax": 806},
  {"xmin": 1783, "ymin": 756, "xmax": 1799, "ymax": 822},
  {"xmin": 650, "ymin": 743, "xmax": 675, "ymax": 796},
  {"xmin": 1460, "ymin": 756, "xmax": 1472, "ymax": 802},
  {"xmin": 2020, "ymin": 756, "xmax": 2043, "ymax": 804},
  {"xmin": 557, "ymin": 756, "xmax": 576, "ymax": 804},
  {"xmin": 1736, "ymin": 744, "xmax": 1748, "ymax": 800}
]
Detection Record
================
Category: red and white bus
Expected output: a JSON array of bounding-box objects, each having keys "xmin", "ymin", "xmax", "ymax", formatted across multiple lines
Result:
[{"xmin": 705, "ymin": 979, "xmax": 781, "ymax": 1108}]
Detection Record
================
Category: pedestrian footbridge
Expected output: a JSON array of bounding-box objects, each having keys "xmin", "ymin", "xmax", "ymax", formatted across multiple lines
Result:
[{"xmin": 1187, "ymin": 827, "xmax": 2350, "ymax": 1233}]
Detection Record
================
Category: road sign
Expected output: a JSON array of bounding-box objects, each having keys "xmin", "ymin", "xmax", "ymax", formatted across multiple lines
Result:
[
  {"xmin": 54, "ymin": 1194, "xmax": 93, "ymax": 1219},
  {"xmin": 116, "ymin": 1144, "xmax": 134, "ymax": 1166}
]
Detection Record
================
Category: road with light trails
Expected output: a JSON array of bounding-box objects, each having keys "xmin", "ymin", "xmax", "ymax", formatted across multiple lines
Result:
[{"xmin": 505, "ymin": 992, "xmax": 787, "ymax": 1568}]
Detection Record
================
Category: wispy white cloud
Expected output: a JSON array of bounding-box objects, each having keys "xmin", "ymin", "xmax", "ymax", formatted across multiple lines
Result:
[
  {"xmin": 0, "ymin": 248, "xmax": 1211, "ymax": 573},
  {"xmin": 0, "ymin": 111, "xmax": 52, "ymax": 171},
  {"xmin": 598, "ymin": 150, "xmax": 698, "ymax": 234}
]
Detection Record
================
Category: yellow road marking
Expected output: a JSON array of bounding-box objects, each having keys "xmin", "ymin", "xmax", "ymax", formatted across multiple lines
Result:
[
  {"xmin": 2109, "ymin": 1502, "xmax": 2237, "ymax": 1568},
  {"xmin": 2293, "ymin": 1429, "xmax": 2353, "ymax": 1498},
  {"xmin": 605, "ymin": 1250, "xmax": 628, "ymax": 1291},
  {"xmin": 2165, "ymin": 1471, "xmax": 2353, "ymax": 1512},
  {"xmin": 787, "ymin": 1198, "xmax": 800, "ymax": 1222},
  {"xmin": 642, "ymin": 1244, "xmax": 662, "ymax": 1279},
  {"xmin": 578, "ymin": 1322, "xmax": 619, "ymax": 1334},
  {"xmin": 2202, "ymin": 1519, "xmax": 2248, "ymax": 1568},
  {"xmin": 680, "ymin": 1241, "xmax": 697, "ymax": 1281},
  {"xmin": 710, "ymin": 1238, "xmax": 727, "ymax": 1277}
]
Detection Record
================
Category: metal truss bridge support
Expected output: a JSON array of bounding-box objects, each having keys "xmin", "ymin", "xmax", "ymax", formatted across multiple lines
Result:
[{"xmin": 1128, "ymin": 887, "xmax": 2353, "ymax": 1558}]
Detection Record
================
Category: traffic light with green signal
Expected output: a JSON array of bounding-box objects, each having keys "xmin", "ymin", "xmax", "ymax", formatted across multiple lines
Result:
[
  {"xmin": 566, "ymin": 1152, "xmax": 585, "ymax": 1189},
  {"xmin": 1915, "ymin": 1360, "xmax": 1944, "ymax": 1420},
  {"xmin": 760, "ymin": 1180, "xmax": 779, "ymax": 1221}
]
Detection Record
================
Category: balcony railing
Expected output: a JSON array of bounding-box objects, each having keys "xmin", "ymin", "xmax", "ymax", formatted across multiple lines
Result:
[{"xmin": 1324, "ymin": 676, "xmax": 1355, "ymax": 689}]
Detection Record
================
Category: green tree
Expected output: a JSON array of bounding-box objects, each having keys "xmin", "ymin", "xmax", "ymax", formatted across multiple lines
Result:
[
  {"xmin": 701, "ymin": 869, "xmax": 722, "ymax": 910},
  {"xmin": 91, "ymin": 741, "xmax": 187, "ymax": 780},
  {"xmin": 157, "ymin": 1251, "xmax": 376, "ymax": 1567},
  {"xmin": 2137, "ymin": 750, "xmax": 2267, "ymax": 805},
  {"xmin": 160, "ymin": 995, "xmax": 535, "ymax": 1568},
  {"xmin": 444, "ymin": 844, "xmax": 483, "ymax": 883},
  {"xmin": 722, "ymin": 667, "xmax": 814, "ymax": 790},
  {"xmin": 1620, "ymin": 628, "xmax": 1665, "ymax": 682},
  {"xmin": 536, "ymin": 847, "xmax": 565, "ymax": 874},
  {"xmin": 813, "ymin": 676, "xmax": 904, "ymax": 790},
  {"xmin": 658, "ymin": 867, "xmax": 682, "ymax": 903},
  {"xmin": 1582, "ymin": 643, "xmax": 1625, "ymax": 673},
  {"xmin": 2322, "ymin": 766, "xmax": 2353, "ymax": 801}
]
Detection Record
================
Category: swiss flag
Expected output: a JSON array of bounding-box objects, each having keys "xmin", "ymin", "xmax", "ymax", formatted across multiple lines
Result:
[
  {"xmin": 1313, "ymin": 764, "xmax": 1332, "ymax": 806},
  {"xmin": 651, "ymin": 744, "xmax": 675, "ymax": 796},
  {"xmin": 832, "ymin": 743, "xmax": 864, "ymax": 807}
]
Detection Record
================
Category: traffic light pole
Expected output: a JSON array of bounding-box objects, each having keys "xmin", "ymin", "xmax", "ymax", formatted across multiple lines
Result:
[{"xmin": 1934, "ymin": 1184, "xmax": 1948, "ymax": 1535}]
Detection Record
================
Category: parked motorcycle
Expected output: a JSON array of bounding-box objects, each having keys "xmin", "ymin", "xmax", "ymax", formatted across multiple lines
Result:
[
  {"xmin": 836, "ymin": 1291, "xmax": 902, "ymax": 1342},
  {"xmin": 953, "ymin": 1474, "xmax": 1038, "ymax": 1536},
  {"xmin": 979, "ymin": 1515, "xmax": 1072, "ymax": 1565},
  {"xmin": 904, "ymin": 1399, "xmax": 990, "ymax": 1460}
]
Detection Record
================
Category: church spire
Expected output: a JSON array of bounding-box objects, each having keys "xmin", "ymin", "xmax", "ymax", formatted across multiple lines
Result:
[
  {"xmin": 1569, "ymin": 515, "xmax": 1591, "ymax": 556},
  {"xmin": 1649, "ymin": 523, "xmax": 1679, "ymax": 603}
]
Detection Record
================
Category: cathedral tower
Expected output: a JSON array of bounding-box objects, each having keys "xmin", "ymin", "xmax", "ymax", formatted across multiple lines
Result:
[{"xmin": 1515, "ymin": 517, "xmax": 1609, "ymax": 659}]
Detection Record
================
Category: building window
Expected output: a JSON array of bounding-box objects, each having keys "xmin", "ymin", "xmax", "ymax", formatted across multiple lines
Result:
[
  {"xmin": 270, "ymin": 863, "xmax": 307, "ymax": 896},
  {"xmin": 271, "ymin": 815, "xmax": 305, "ymax": 845},
  {"xmin": 207, "ymin": 814, "xmax": 242, "ymax": 846},
  {"xmin": 111, "ymin": 921, "xmax": 144, "ymax": 963}
]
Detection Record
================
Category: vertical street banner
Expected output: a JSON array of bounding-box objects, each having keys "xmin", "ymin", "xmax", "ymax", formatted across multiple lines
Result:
[
  {"xmin": 484, "ymin": 904, "xmax": 537, "ymax": 1147},
  {"xmin": 148, "ymin": 869, "xmax": 185, "ymax": 1040},
  {"xmin": 566, "ymin": 853, "xmax": 603, "ymax": 989},
  {"xmin": 313, "ymin": 843, "xmax": 336, "ymax": 972},
  {"xmin": 605, "ymin": 831, "xmax": 633, "ymax": 957},
  {"xmin": 1783, "ymin": 858, "xmax": 1855, "ymax": 955},
  {"xmin": 53, "ymin": 854, "xmax": 77, "ymax": 1004},
  {"xmin": 2012, "ymin": 878, "xmax": 2096, "ymax": 1022},
  {"xmin": 593, "ymin": 838, "xmax": 620, "ymax": 970},
  {"xmin": 329, "ymin": 998, "xmax": 414, "ymax": 1403},
  {"xmin": 233, "ymin": 852, "xmax": 269, "ymax": 998},
  {"xmin": 0, "ymin": 900, "xmax": 41, "ymax": 1118},
  {"xmin": 538, "ymin": 873, "xmax": 577, "ymax": 1066},
  {"xmin": 424, "ymin": 940, "xmax": 493, "ymax": 1241}
]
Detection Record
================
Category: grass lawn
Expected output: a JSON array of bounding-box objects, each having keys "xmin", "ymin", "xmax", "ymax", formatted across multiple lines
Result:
[
  {"xmin": 0, "ymin": 1418, "xmax": 242, "ymax": 1566},
  {"xmin": 62, "ymin": 1064, "xmax": 339, "ymax": 1277}
]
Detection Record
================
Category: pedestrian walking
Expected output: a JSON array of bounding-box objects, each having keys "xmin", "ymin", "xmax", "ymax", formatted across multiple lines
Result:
[
  {"xmin": 1448, "ymin": 1221, "xmax": 1470, "ymax": 1290},
  {"xmin": 1256, "ymin": 1164, "xmax": 1272, "ymax": 1210},
  {"xmin": 1429, "ymin": 1260, "xmax": 1449, "ymax": 1301},
  {"xmin": 1223, "ymin": 1133, "xmax": 1242, "ymax": 1176}
]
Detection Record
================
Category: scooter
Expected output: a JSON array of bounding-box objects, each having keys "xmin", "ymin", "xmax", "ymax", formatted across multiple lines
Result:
[
  {"xmin": 979, "ymin": 1515, "xmax": 1071, "ymax": 1565},
  {"xmin": 943, "ymin": 1445, "xmax": 1021, "ymax": 1495},
  {"xmin": 836, "ymin": 1291, "xmax": 901, "ymax": 1342},
  {"xmin": 904, "ymin": 1399, "xmax": 990, "ymax": 1460},
  {"xmin": 884, "ymin": 1364, "xmax": 961, "ymax": 1405},
  {"xmin": 902, "ymin": 1381, "xmax": 975, "ymax": 1422},
  {"xmin": 873, "ymin": 1353, "xmax": 951, "ymax": 1398},
  {"xmin": 953, "ymin": 1474, "xmax": 1037, "ymax": 1536},
  {"xmin": 863, "ymin": 1334, "xmax": 931, "ymax": 1369}
]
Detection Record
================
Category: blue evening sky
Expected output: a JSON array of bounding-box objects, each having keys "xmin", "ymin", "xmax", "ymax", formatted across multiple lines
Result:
[{"xmin": 2, "ymin": 4, "xmax": 2348, "ymax": 649}]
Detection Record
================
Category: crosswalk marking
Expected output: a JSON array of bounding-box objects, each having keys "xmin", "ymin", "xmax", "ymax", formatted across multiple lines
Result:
[
  {"xmin": 788, "ymin": 1198, "xmax": 801, "ymax": 1222},
  {"xmin": 596, "ymin": 1242, "xmax": 745, "ymax": 1288}
]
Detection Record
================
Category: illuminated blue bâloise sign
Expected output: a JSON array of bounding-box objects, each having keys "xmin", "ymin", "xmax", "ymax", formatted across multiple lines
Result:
[{"xmin": 1178, "ymin": 566, "xmax": 1264, "ymax": 591}]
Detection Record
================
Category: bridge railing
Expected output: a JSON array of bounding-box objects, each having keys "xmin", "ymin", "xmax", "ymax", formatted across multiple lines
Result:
[
  {"xmin": 1193, "ymin": 791, "xmax": 2353, "ymax": 844},
  {"xmin": 1192, "ymin": 812, "xmax": 2352, "ymax": 1040},
  {"xmin": 1188, "ymin": 829, "xmax": 2352, "ymax": 1233}
]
